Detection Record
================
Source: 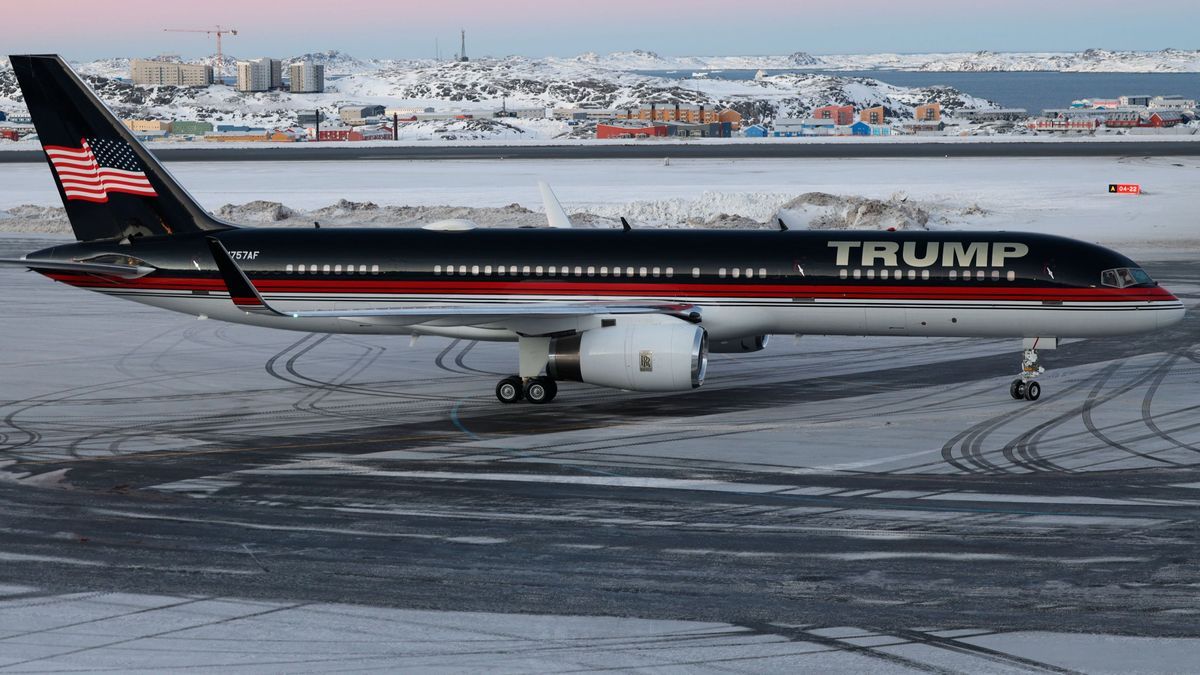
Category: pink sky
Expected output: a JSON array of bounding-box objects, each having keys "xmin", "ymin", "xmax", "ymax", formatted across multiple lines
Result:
[{"xmin": 5, "ymin": 0, "xmax": 1195, "ymax": 59}]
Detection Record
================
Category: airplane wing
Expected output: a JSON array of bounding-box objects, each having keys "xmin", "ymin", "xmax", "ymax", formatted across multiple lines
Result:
[
  {"xmin": 206, "ymin": 238, "xmax": 700, "ymax": 329},
  {"xmin": 538, "ymin": 181, "xmax": 574, "ymax": 229},
  {"xmin": 0, "ymin": 257, "xmax": 155, "ymax": 279}
]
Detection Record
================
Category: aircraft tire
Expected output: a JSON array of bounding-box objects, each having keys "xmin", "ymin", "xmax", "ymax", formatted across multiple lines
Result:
[
  {"xmin": 1024, "ymin": 381, "xmax": 1041, "ymax": 402},
  {"xmin": 1009, "ymin": 379, "xmax": 1025, "ymax": 400},
  {"xmin": 496, "ymin": 376, "xmax": 524, "ymax": 404},
  {"xmin": 525, "ymin": 377, "xmax": 556, "ymax": 404}
]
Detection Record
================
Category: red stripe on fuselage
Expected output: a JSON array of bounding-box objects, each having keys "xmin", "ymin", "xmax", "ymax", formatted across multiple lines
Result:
[{"xmin": 39, "ymin": 272, "xmax": 1178, "ymax": 303}]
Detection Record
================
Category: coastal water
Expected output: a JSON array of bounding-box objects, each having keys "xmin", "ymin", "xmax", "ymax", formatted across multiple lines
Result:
[{"xmin": 638, "ymin": 70, "xmax": 1200, "ymax": 114}]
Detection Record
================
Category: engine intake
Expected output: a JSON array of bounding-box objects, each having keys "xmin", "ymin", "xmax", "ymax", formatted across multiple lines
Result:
[{"xmin": 547, "ymin": 323, "xmax": 708, "ymax": 391}]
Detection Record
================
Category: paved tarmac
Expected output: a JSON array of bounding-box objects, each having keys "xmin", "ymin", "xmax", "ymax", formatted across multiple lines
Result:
[
  {"xmin": 1, "ymin": 234, "xmax": 1198, "ymax": 672},
  {"xmin": 2, "ymin": 139, "xmax": 1200, "ymax": 163}
]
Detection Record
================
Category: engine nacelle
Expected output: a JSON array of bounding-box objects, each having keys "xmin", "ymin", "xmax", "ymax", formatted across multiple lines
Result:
[
  {"xmin": 547, "ymin": 324, "xmax": 708, "ymax": 391},
  {"xmin": 710, "ymin": 334, "xmax": 769, "ymax": 354}
]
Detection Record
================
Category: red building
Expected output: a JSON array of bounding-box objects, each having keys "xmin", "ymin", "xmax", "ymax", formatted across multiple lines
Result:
[
  {"xmin": 0, "ymin": 129, "xmax": 20, "ymax": 141},
  {"xmin": 596, "ymin": 123, "xmax": 669, "ymax": 139},
  {"xmin": 317, "ymin": 128, "xmax": 363, "ymax": 141},
  {"xmin": 812, "ymin": 105, "xmax": 854, "ymax": 126},
  {"xmin": 1140, "ymin": 112, "xmax": 1183, "ymax": 128}
]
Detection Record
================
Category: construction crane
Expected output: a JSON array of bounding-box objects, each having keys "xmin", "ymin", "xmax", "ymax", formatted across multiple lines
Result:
[{"xmin": 163, "ymin": 25, "xmax": 238, "ymax": 81}]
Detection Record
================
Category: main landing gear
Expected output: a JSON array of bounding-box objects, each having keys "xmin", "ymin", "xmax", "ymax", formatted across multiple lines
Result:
[
  {"xmin": 1009, "ymin": 347, "xmax": 1045, "ymax": 402},
  {"xmin": 495, "ymin": 375, "xmax": 558, "ymax": 405}
]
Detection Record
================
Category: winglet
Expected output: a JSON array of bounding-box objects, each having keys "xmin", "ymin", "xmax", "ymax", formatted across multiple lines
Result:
[
  {"xmin": 538, "ymin": 181, "xmax": 574, "ymax": 229},
  {"xmin": 206, "ymin": 237, "xmax": 284, "ymax": 316}
]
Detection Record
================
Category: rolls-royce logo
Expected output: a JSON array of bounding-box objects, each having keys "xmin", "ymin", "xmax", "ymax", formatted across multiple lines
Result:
[{"xmin": 639, "ymin": 350, "xmax": 653, "ymax": 372}]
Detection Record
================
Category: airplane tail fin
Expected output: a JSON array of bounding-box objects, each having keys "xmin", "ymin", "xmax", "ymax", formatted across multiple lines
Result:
[{"xmin": 8, "ymin": 54, "xmax": 234, "ymax": 242}]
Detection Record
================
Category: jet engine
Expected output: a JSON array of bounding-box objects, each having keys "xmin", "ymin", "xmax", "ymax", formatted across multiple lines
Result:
[
  {"xmin": 547, "ymin": 323, "xmax": 708, "ymax": 391},
  {"xmin": 710, "ymin": 335, "xmax": 769, "ymax": 353}
]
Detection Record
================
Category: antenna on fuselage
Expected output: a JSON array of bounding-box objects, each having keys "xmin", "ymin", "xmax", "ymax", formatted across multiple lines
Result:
[
  {"xmin": 777, "ymin": 218, "xmax": 788, "ymax": 232},
  {"xmin": 620, "ymin": 217, "xmax": 632, "ymax": 232}
]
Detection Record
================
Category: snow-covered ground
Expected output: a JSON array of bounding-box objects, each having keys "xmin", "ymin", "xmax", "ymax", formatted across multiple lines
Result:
[
  {"xmin": 1, "ymin": 156, "xmax": 1196, "ymax": 252},
  {"xmin": 1, "ymin": 591, "xmax": 1197, "ymax": 674}
]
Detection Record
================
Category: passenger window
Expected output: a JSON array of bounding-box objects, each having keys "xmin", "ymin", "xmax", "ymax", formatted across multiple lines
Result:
[
  {"xmin": 359, "ymin": 265, "xmax": 367, "ymax": 274},
  {"xmin": 323, "ymin": 264, "xmax": 331, "ymax": 274},
  {"xmin": 666, "ymin": 267, "xmax": 674, "ymax": 277},
  {"xmin": 626, "ymin": 267, "xmax": 634, "ymax": 277},
  {"xmin": 498, "ymin": 265, "xmax": 506, "ymax": 275},
  {"xmin": 458, "ymin": 265, "xmax": 466, "ymax": 275},
  {"xmin": 692, "ymin": 267, "xmax": 700, "ymax": 278},
  {"xmin": 472, "ymin": 265, "xmax": 480, "ymax": 275},
  {"xmin": 758, "ymin": 268, "xmax": 766, "ymax": 278},
  {"xmin": 880, "ymin": 269, "xmax": 889, "ymax": 280},
  {"xmin": 484, "ymin": 265, "xmax": 492, "ymax": 275},
  {"xmin": 334, "ymin": 265, "xmax": 342, "ymax": 274},
  {"xmin": 865, "ymin": 269, "xmax": 874, "ymax": 280},
  {"xmin": 523, "ymin": 265, "xmax": 531, "ymax": 275},
  {"xmin": 839, "ymin": 269, "xmax": 848, "ymax": 279},
  {"xmin": 612, "ymin": 267, "xmax": 621, "ymax": 278},
  {"xmin": 651, "ymin": 267, "xmax": 660, "ymax": 277},
  {"xmin": 852, "ymin": 269, "xmax": 861, "ymax": 279},
  {"xmin": 548, "ymin": 266, "xmax": 557, "ymax": 275},
  {"xmin": 286, "ymin": 264, "xmax": 294, "ymax": 274},
  {"xmin": 574, "ymin": 266, "xmax": 583, "ymax": 276},
  {"xmin": 963, "ymin": 270, "xmax": 972, "ymax": 280},
  {"xmin": 297, "ymin": 264, "xmax": 305, "ymax": 273},
  {"xmin": 1007, "ymin": 271, "xmax": 1015, "ymax": 281},
  {"xmin": 990, "ymin": 270, "xmax": 999, "ymax": 281},
  {"xmin": 535, "ymin": 265, "xmax": 543, "ymax": 276},
  {"xmin": 907, "ymin": 270, "xmax": 916, "ymax": 280},
  {"xmin": 587, "ymin": 266, "xmax": 595, "ymax": 276},
  {"xmin": 948, "ymin": 270, "xmax": 956, "ymax": 280},
  {"xmin": 371, "ymin": 265, "xmax": 380, "ymax": 275},
  {"xmin": 639, "ymin": 267, "xmax": 647, "ymax": 277},
  {"xmin": 922, "ymin": 270, "xmax": 930, "ymax": 280},
  {"xmin": 718, "ymin": 268, "xmax": 727, "ymax": 278},
  {"xmin": 600, "ymin": 266, "xmax": 608, "ymax": 276}
]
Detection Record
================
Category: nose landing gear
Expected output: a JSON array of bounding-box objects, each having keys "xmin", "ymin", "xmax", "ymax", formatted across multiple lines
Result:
[{"xmin": 1009, "ymin": 347, "xmax": 1045, "ymax": 402}]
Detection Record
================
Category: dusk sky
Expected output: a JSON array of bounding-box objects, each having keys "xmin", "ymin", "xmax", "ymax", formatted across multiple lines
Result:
[{"xmin": 4, "ymin": 0, "xmax": 1196, "ymax": 60}]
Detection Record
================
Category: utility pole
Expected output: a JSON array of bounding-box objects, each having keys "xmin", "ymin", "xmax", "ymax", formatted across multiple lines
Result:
[{"xmin": 458, "ymin": 29, "xmax": 468, "ymax": 62}]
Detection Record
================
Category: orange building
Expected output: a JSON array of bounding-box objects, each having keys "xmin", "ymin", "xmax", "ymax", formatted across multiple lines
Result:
[
  {"xmin": 860, "ymin": 106, "xmax": 886, "ymax": 124},
  {"xmin": 914, "ymin": 103, "xmax": 942, "ymax": 122},
  {"xmin": 619, "ymin": 104, "xmax": 742, "ymax": 129},
  {"xmin": 812, "ymin": 105, "xmax": 854, "ymax": 126}
]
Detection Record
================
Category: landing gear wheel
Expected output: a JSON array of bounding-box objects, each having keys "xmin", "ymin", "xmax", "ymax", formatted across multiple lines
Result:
[
  {"xmin": 495, "ymin": 376, "xmax": 524, "ymax": 404},
  {"xmin": 1023, "ymin": 381, "xmax": 1041, "ymax": 402},
  {"xmin": 1009, "ymin": 379, "xmax": 1025, "ymax": 400},
  {"xmin": 524, "ymin": 377, "xmax": 557, "ymax": 404}
]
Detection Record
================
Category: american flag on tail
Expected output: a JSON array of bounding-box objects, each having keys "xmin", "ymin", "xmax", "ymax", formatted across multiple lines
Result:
[{"xmin": 44, "ymin": 138, "xmax": 157, "ymax": 203}]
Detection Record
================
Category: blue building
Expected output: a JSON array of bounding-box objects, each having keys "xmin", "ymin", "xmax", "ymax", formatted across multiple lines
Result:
[
  {"xmin": 850, "ymin": 121, "xmax": 892, "ymax": 136},
  {"xmin": 0, "ymin": 111, "xmax": 6, "ymax": 122},
  {"xmin": 742, "ymin": 124, "xmax": 768, "ymax": 138}
]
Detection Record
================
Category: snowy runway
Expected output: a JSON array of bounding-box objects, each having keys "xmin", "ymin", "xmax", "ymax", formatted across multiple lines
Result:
[{"xmin": 1, "ymin": 229, "xmax": 1198, "ymax": 671}]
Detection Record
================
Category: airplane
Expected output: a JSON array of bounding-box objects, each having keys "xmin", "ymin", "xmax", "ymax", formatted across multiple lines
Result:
[{"xmin": 0, "ymin": 55, "xmax": 1186, "ymax": 405}]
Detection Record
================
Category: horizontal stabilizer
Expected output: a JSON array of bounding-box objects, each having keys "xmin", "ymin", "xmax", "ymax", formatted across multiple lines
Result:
[{"xmin": 0, "ymin": 257, "xmax": 154, "ymax": 278}]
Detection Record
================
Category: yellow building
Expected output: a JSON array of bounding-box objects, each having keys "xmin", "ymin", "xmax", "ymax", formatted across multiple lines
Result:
[
  {"xmin": 123, "ymin": 119, "xmax": 172, "ymax": 133},
  {"xmin": 203, "ymin": 131, "xmax": 297, "ymax": 143}
]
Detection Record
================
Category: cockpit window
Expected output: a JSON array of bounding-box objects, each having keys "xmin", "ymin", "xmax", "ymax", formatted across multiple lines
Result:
[{"xmin": 1101, "ymin": 267, "xmax": 1153, "ymax": 288}]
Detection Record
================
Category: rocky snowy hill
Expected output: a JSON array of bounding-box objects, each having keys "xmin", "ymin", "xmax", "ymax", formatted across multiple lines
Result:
[
  {"xmin": 0, "ymin": 53, "xmax": 1001, "ymax": 138},
  {"xmin": 579, "ymin": 48, "xmax": 1200, "ymax": 73}
]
